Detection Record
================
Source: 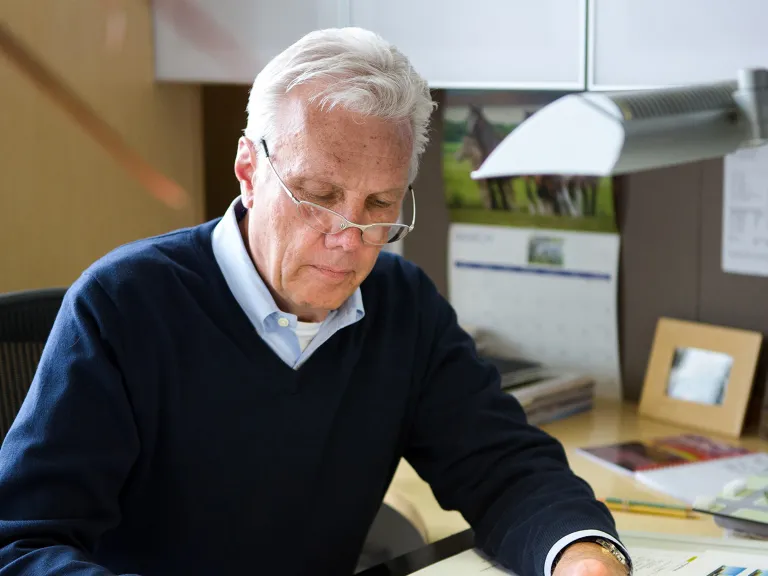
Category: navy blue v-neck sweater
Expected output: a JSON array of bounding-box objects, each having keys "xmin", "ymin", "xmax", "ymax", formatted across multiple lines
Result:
[{"xmin": 0, "ymin": 220, "xmax": 619, "ymax": 576}]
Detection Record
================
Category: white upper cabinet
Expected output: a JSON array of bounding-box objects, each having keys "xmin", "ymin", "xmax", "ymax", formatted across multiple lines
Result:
[
  {"xmin": 153, "ymin": 0, "xmax": 341, "ymax": 83},
  {"xmin": 342, "ymin": 0, "xmax": 587, "ymax": 89},
  {"xmin": 588, "ymin": 0, "xmax": 768, "ymax": 90},
  {"xmin": 153, "ymin": 0, "xmax": 587, "ymax": 88}
]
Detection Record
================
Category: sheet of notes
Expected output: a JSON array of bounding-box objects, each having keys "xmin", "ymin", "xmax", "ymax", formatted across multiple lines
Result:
[{"xmin": 722, "ymin": 145, "xmax": 768, "ymax": 277}]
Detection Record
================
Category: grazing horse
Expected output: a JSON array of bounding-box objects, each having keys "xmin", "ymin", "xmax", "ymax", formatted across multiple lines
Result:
[
  {"xmin": 530, "ymin": 175, "xmax": 569, "ymax": 215},
  {"xmin": 524, "ymin": 175, "xmax": 601, "ymax": 217},
  {"xmin": 464, "ymin": 105, "xmax": 516, "ymax": 211},
  {"xmin": 555, "ymin": 176, "xmax": 580, "ymax": 217},
  {"xmin": 523, "ymin": 175, "xmax": 557, "ymax": 215},
  {"xmin": 455, "ymin": 134, "xmax": 514, "ymax": 211},
  {"xmin": 570, "ymin": 175, "xmax": 599, "ymax": 216},
  {"xmin": 454, "ymin": 135, "xmax": 493, "ymax": 209}
]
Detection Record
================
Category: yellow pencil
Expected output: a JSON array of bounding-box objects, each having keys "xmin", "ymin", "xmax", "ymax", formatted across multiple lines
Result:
[{"xmin": 599, "ymin": 498, "xmax": 698, "ymax": 519}]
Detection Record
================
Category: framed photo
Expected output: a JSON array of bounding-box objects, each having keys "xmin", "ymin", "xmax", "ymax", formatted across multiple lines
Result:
[{"xmin": 638, "ymin": 317, "xmax": 763, "ymax": 438}]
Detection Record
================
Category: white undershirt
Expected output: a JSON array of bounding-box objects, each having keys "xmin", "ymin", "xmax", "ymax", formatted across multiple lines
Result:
[{"xmin": 295, "ymin": 321, "xmax": 322, "ymax": 352}]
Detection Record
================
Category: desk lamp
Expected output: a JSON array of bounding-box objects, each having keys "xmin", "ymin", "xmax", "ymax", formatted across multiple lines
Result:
[{"xmin": 471, "ymin": 68, "xmax": 768, "ymax": 179}]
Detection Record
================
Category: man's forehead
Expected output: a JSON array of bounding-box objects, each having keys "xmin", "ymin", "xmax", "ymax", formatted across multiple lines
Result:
[
  {"xmin": 308, "ymin": 121, "xmax": 410, "ymax": 161},
  {"xmin": 276, "ymin": 90, "xmax": 413, "ymax": 165},
  {"xmin": 299, "ymin": 134, "xmax": 410, "ymax": 170}
]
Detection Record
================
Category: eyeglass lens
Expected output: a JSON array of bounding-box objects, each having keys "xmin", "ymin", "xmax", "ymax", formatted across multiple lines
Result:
[{"xmin": 296, "ymin": 203, "xmax": 409, "ymax": 245}]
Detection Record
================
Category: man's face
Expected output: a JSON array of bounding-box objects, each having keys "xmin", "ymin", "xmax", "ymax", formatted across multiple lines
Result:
[{"xmin": 234, "ymin": 89, "xmax": 413, "ymax": 322}]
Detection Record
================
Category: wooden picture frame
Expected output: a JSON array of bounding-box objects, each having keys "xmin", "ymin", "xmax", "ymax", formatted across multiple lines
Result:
[{"xmin": 638, "ymin": 317, "xmax": 763, "ymax": 438}]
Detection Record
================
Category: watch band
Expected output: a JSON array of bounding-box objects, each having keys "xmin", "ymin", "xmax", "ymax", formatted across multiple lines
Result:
[
  {"xmin": 595, "ymin": 538, "xmax": 631, "ymax": 574},
  {"xmin": 552, "ymin": 537, "xmax": 631, "ymax": 575}
]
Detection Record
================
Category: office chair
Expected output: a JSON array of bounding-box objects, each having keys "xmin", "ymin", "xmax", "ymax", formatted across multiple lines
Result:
[
  {"xmin": 0, "ymin": 287, "xmax": 67, "ymax": 442},
  {"xmin": 356, "ymin": 489, "xmax": 428, "ymax": 572}
]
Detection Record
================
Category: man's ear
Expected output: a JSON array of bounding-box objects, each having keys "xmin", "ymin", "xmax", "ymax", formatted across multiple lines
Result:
[{"xmin": 234, "ymin": 137, "xmax": 257, "ymax": 208}]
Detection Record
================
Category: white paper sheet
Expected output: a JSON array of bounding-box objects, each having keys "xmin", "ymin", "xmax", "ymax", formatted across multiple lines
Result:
[
  {"xmin": 630, "ymin": 548, "xmax": 700, "ymax": 575},
  {"xmin": 448, "ymin": 223, "xmax": 621, "ymax": 400},
  {"xmin": 673, "ymin": 550, "xmax": 768, "ymax": 575},
  {"xmin": 722, "ymin": 145, "xmax": 768, "ymax": 277},
  {"xmin": 409, "ymin": 547, "xmax": 696, "ymax": 575}
]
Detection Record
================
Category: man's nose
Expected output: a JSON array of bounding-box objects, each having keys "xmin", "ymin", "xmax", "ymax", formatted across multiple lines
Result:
[{"xmin": 324, "ymin": 226, "xmax": 364, "ymax": 251}]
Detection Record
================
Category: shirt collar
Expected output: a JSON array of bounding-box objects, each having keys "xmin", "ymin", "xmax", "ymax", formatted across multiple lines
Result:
[{"xmin": 211, "ymin": 198, "xmax": 364, "ymax": 332}]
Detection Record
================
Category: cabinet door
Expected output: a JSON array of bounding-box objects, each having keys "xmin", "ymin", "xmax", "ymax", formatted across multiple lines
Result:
[
  {"xmin": 349, "ymin": 0, "xmax": 587, "ymax": 90},
  {"xmin": 589, "ymin": 0, "xmax": 768, "ymax": 90},
  {"xmin": 153, "ymin": 0, "xmax": 341, "ymax": 83}
]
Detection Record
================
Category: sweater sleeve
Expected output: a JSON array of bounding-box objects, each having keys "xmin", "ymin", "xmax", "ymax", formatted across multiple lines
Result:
[
  {"xmin": 0, "ymin": 274, "xmax": 141, "ymax": 575},
  {"xmin": 404, "ymin": 280, "xmax": 622, "ymax": 576}
]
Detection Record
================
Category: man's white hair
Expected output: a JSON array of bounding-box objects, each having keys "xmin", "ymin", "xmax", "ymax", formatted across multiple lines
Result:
[{"xmin": 244, "ymin": 27, "xmax": 436, "ymax": 180}]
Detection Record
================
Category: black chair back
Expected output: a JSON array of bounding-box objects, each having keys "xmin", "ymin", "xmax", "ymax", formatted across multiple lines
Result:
[{"xmin": 0, "ymin": 288, "xmax": 67, "ymax": 441}]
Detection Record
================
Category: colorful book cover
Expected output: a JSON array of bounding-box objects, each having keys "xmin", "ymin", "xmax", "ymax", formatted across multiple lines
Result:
[{"xmin": 577, "ymin": 434, "xmax": 753, "ymax": 475}]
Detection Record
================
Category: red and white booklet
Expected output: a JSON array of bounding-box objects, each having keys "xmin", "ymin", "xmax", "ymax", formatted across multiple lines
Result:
[{"xmin": 576, "ymin": 434, "xmax": 768, "ymax": 503}]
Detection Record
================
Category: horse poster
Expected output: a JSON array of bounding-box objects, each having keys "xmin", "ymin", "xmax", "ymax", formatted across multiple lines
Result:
[{"xmin": 443, "ymin": 103, "xmax": 617, "ymax": 233}]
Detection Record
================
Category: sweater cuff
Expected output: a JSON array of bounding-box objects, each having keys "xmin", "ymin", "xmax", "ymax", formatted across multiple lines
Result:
[{"xmin": 544, "ymin": 530, "xmax": 631, "ymax": 575}]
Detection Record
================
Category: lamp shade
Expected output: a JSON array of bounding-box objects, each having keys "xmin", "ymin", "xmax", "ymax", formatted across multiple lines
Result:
[{"xmin": 471, "ymin": 79, "xmax": 761, "ymax": 179}]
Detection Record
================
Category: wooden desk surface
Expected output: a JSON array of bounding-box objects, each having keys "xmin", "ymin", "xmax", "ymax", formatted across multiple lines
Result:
[{"xmin": 388, "ymin": 399, "xmax": 768, "ymax": 543}]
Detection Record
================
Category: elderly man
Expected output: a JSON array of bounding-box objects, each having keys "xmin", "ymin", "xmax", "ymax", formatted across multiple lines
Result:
[{"xmin": 0, "ymin": 28, "xmax": 630, "ymax": 576}]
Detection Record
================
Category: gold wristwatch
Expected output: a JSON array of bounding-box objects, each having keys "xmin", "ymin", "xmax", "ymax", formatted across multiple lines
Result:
[
  {"xmin": 552, "ymin": 537, "xmax": 631, "ymax": 575},
  {"xmin": 594, "ymin": 538, "xmax": 631, "ymax": 574}
]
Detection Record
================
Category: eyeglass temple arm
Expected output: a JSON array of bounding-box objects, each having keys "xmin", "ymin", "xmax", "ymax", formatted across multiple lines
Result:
[{"xmin": 259, "ymin": 139, "xmax": 302, "ymax": 206}]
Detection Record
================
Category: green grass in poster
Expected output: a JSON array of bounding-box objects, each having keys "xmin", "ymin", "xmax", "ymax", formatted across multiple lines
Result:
[{"xmin": 443, "ymin": 123, "xmax": 617, "ymax": 234}]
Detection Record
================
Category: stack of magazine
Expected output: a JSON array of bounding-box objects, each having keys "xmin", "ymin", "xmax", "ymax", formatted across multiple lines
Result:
[{"xmin": 482, "ymin": 355, "xmax": 595, "ymax": 426}]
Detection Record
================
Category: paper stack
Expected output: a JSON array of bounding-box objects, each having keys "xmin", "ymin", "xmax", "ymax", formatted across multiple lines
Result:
[{"xmin": 482, "ymin": 355, "xmax": 595, "ymax": 426}]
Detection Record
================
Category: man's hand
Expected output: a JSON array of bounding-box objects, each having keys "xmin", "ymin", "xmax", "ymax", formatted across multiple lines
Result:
[{"xmin": 553, "ymin": 542, "xmax": 628, "ymax": 576}]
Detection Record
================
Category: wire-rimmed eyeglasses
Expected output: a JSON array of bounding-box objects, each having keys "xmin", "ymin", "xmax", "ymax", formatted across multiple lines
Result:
[{"xmin": 256, "ymin": 139, "xmax": 416, "ymax": 245}]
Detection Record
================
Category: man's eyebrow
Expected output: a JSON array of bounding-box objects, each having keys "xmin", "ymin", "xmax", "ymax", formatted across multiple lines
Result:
[
  {"xmin": 291, "ymin": 176, "xmax": 341, "ymax": 190},
  {"xmin": 371, "ymin": 187, "xmax": 408, "ymax": 197},
  {"xmin": 292, "ymin": 175, "xmax": 407, "ymax": 196}
]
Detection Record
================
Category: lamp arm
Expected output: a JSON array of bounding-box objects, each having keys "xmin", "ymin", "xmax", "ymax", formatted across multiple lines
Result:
[{"xmin": 733, "ymin": 68, "xmax": 768, "ymax": 147}]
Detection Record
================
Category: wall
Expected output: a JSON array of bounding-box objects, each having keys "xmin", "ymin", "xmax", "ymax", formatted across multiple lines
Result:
[
  {"xmin": 0, "ymin": 1, "xmax": 204, "ymax": 294},
  {"xmin": 202, "ymin": 85, "xmax": 247, "ymax": 220},
  {"xmin": 619, "ymin": 160, "xmax": 768, "ymax": 422}
]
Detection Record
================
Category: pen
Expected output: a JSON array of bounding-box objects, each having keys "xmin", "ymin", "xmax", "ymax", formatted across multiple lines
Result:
[{"xmin": 599, "ymin": 497, "xmax": 698, "ymax": 519}]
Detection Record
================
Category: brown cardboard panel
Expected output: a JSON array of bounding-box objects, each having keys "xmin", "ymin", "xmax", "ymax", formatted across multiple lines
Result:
[
  {"xmin": 699, "ymin": 160, "xmax": 768, "ymax": 332},
  {"xmin": 698, "ymin": 159, "xmax": 768, "ymax": 432},
  {"xmin": 617, "ymin": 164, "xmax": 703, "ymax": 401}
]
